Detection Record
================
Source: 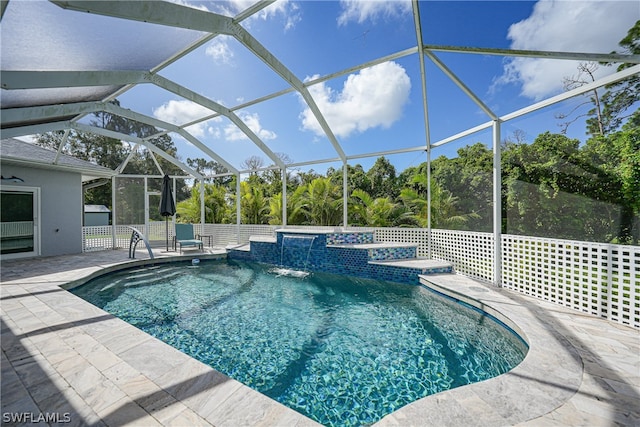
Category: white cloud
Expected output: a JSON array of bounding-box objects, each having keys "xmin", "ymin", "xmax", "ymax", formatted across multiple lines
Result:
[
  {"xmin": 152, "ymin": 100, "xmax": 218, "ymax": 138},
  {"xmin": 495, "ymin": 0, "xmax": 639, "ymax": 100},
  {"xmin": 337, "ymin": 0, "xmax": 412, "ymax": 26},
  {"xmin": 252, "ymin": 0, "xmax": 301, "ymax": 31},
  {"xmin": 300, "ymin": 61, "xmax": 411, "ymax": 138},
  {"xmin": 205, "ymin": 36, "xmax": 234, "ymax": 65},
  {"xmin": 202, "ymin": 0, "xmax": 301, "ymax": 31},
  {"xmin": 224, "ymin": 111, "xmax": 277, "ymax": 141}
]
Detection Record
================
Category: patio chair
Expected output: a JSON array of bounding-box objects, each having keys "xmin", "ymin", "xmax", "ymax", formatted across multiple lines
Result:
[{"xmin": 173, "ymin": 223, "xmax": 203, "ymax": 253}]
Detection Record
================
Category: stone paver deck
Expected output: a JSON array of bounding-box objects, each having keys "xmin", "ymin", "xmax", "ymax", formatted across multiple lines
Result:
[{"xmin": 1, "ymin": 249, "xmax": 639, "ymax": 426}]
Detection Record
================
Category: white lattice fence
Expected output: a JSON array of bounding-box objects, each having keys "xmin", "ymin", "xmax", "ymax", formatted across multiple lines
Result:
[
  {"xmin": 431, "ymin": 229, "xmax": 494, "ymax": 282},
  {"xmin": 82, "ymin": 225, "xmax": 133, "ymax": 251},
  {"xmin": 147, "ymin": 221, "xmax": 169, "ymax": 243},
  {"xmin": 194, "ymin": 224, "xmax": 276, "ymax": 247},
  {"xmin": 372, "ymin": 227, "xmax": 428, "ymax": 256},
  {"xmin": 237, "ymin": 224, "xmax": 276, "ymax": 244},
  {"xmin": 502, "ymin": 234, "xmax": 640, "ymax": 328}
]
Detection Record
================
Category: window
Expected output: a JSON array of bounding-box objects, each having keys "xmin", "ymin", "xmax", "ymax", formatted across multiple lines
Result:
[{"xmin": 1, "ymin": 186, "xmax": 40, "ymax": 258}]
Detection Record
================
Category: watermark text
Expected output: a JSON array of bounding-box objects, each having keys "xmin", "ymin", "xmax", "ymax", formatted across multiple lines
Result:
[{"xmin": 2, "ymin": 412, "xmax": 71, "ymax": 424}]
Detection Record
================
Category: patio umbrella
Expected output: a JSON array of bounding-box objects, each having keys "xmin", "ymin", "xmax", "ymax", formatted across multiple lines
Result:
[{"xmin": 159, "ymin": 174, "xmax": 176, "ymax": 251}]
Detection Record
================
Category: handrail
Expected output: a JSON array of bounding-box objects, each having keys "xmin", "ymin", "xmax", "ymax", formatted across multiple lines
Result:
[{"xmin": 127, "ymin": 226, "xmax": 154, "ymax": 259}]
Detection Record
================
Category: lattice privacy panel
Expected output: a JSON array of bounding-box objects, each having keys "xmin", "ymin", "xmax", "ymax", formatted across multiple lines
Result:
[
  {"xmin": 502, "ymin": 234, "xmax": 640, "ymax": 328},
  {"xmin": 195, "ymin": 224, "xmax": 275, "ymax": 246},
  {"xmin": 82, "ymin": 225, "xmax": 134, "ymax": 251},
  {"xmin": 373, "ymin": 227, "xmax": 429, "ymax": 256},
  {"xmin": 82, "ymin": 226, "xmax": 112, "ymax": 252},
  {"xmin": 431, "ymin": 229, "xmax": 494, "ymax": 282}
]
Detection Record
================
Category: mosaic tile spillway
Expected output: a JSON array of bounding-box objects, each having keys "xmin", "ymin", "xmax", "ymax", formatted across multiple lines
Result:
[{"xmin": 227, "ymin": 229, "xmax": 454, "ymax": 285}]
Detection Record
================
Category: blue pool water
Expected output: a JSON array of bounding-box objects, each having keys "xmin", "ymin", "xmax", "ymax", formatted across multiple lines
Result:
[{"xmin": 71, "ymin": 260, "xmax": 527, "ymax": 426}]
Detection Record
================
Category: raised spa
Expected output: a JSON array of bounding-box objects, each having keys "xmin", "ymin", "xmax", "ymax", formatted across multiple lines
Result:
[{"xmin": 71, "ymin": 259, "xmax": 527, "ymax": 426}]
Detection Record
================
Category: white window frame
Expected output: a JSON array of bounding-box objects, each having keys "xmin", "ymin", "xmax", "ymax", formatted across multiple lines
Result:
[{"xmin": 1, "ymin": 185, "xmax": 41, "ymax": 260}]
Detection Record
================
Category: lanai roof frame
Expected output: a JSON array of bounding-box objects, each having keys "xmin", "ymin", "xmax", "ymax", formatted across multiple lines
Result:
[{"xmin": 2, "ymin": 1, "xmax": 639, "ymax": 265}]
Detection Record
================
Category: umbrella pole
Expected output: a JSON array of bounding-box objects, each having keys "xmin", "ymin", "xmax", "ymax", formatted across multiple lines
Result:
[{"xmin": 166, "ymin": 217, "xmax": 169, "ymax": 252}]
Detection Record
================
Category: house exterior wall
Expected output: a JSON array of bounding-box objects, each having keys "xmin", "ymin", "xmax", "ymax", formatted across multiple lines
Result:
[{"xmin": 1, "ymin": 164, "xmax": 83, "ymax": 257}]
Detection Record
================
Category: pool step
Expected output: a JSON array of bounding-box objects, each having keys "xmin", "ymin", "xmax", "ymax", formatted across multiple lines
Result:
[
  {"xmin": 369, "ymin": 257, "xmax": 454, "ymax": 275},
  {"xmin": 328, "ymin": 242, "xmax": 419, "ymax": 262}
]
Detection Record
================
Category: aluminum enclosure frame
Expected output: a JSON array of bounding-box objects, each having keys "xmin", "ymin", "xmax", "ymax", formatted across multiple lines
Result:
[{"xmin": 2, "ymin": 0, "xmax": 638, "ymax": 284}]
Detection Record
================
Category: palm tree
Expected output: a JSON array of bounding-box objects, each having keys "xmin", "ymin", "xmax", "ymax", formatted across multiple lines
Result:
[
  {"xmin": 401, "ymin": 174, "xmax": 478, "ymax": 229},
  {"xmin": 350, "ymin": 189, "xmax": 412, "ymax": 227},
  {"xmin": 240, "ymin": 181, "xmax": 270, "ymax": 224},
  {"xmin": 176, "ymin": 183, "xmax": 231, "ymax": 223},
  {"xmin": 268, "ymin": 185, "xmax": 308, "ymax": 225},
  {"xmin": 303, "ymin": 177, "xmax": 343, "ymax": 226}
]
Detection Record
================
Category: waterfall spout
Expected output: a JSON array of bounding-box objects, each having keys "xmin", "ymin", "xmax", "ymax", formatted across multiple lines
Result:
[{"xmin": 272, "ymin": 234, "xmax": 317, "ymax": 278}]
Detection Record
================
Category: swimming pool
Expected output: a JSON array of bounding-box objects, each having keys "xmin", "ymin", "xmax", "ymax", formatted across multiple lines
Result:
[{"xmin": 71, "ymin": 259, "xmax": 528, "ymax": 426}]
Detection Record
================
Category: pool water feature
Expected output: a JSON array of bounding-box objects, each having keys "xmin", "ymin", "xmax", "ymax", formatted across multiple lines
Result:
[
  {"xmin": 280, "ymin": 234, "xmax": 317, "ymax": 269},
  {"xmin": 71, "ymin": 259, "xmax": 528, "ymax": 426},
  {"xmin": 271, "ymin": 234, "xmax": 318, "ymax": 277}
]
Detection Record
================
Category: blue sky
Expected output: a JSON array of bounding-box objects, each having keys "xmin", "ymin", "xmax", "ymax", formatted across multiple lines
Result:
[{"xmin": 111, "ymin": 0, "xmax": 639, "ymax": 175}]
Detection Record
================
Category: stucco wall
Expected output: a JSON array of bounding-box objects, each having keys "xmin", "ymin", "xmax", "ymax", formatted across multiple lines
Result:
[{"xmin": 1, "ymin": 164, "xmax": 83, "ymax": 256}]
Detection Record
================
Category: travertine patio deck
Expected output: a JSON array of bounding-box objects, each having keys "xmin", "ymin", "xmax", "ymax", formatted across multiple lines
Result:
[{"xmin": 1, "ymin": 248, "xmax": 638, "ymax": 426}]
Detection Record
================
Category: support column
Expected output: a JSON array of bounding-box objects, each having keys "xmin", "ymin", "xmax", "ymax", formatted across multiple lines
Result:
[
  {"xmin": 172, "ymin": 177, "xmax": 176, "ymax": 233},
  {"xmin": 282, "ymin": 168, "xmax": 287, "ymax": 226},
  {"xmin": 200, "ymin": 179, "xmax": 205, "ymax": 228},
  {"xmin": 343, "ymin": 162, "xmax": 348, "ymax": 227},
  {"xmin": 144, "ymin": 177, "xmax": 149, "ymax": 237},
  {"xmin": 493, "ymin": 120, "xmax": 502, "ymax": 287},
  {"xmin": 427, "ymin": 148, "xmax": 432, "ymax": 259},
  {"xmin": 236, "ymin": 174, "xmax": 241, "ymax": 241},
  {"xmin": 111, "ymin": 176, "xmax": 117, "ymax": 249}
]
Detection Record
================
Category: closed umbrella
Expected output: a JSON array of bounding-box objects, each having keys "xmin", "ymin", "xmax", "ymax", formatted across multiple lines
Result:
[{"xmin": 159, "ymin": 174, "xmax": 176, "ymax": 251}]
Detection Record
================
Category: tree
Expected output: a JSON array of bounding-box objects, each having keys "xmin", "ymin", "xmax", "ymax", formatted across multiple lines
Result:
[
  {"xmin": 268, "ymin": 185, "xmax": 308, "ymax": 225},
  {"xmin": 350, "ymin": 189, "xmax": 411, "ymax": 227},
  {"xmin": 400, "ymin": 174, "xmax": 478, "ymax": 229},
  {"xmin": 430, "ymin": 143, "xmax": 492, "ymax": 231},
  {"xmin": 327, "ymin": 164, "xmax": 372, "ymax": 195},
  {"xmin": 241, "ymin": 155, "xmax": 265, "ymax": 174},
  {"xmin": 176, "ymin": 183, "xmax": 231, "ymax": 224},
  {"xmin": 556, "ymin": 62, "xmax": 605, "ymax": 135},
  {"xmin": 366, "ymin": 156, "xmax": 399, "ymax": 199},
  {"xmin": 501, "ymin": 131, "xmax": 637, "ymax": 243},
  {"xmin": 581, "ymin": 122, "xmax": 640, "ymax": 243},
  {"xmin": 186, "ymin": 158, "xmax": 233, "ymax": 187},
  {"xmin": 303, "ymin": 177, "xmax": 343, "ymax": 226},
  {"xmin": 555, "ymin": 22, "xmax": 639, "ymax": 137},
  {"xmin": 595, "ymin": 20, "xmax": 640, "ymax": 135},
  {"xmin": 261, "ymin": 152, "xmax": 296, "ymax": 198},
  {"xmin": 240, "ymin": 181, "xmax": 270, "ymax": 224}
]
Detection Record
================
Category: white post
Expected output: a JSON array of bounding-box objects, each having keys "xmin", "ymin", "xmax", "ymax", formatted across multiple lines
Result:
[
  {"xmin": 343, "ymin": 162, "xmax": 348, "ymax": 227},
  {"xmin": 144, "ymin": 177, "xmax": 149, "ymax": 237},
  {"xmin": 200, "ymin": 179, "xmax": 205, "ymax": 232},
  {"xmin": 111, "ymin": 175, "xmax": 117, "ymax": 249},
  {"xmin": 282, "ymin": 167, "xmax": 287, "ymax": 226},
  {"xmin": 236, "ymin": 174, "xmax": 241, "ymax": 241},
  {"xmin": 493, "ymin": 120, "xmax": 502, "ymax": 287},
  {"xmin": 172, "ymin": 177, "xmax": 176, "ymax": 239},
  {"xmin": 427, "ymin": 148, "xmax": 432, "ymax": 259}
]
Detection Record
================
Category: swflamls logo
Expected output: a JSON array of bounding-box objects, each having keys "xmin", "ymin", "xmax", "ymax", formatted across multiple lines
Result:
[{"xmin": 2, "ymin": 412, "xmax": 71, "ymax": 423}]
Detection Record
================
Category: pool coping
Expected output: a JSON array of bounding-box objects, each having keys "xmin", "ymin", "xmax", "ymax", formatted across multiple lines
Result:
[{"xmin": 2, "ymin": 249, "xmax": 639, "ymax": 426}]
